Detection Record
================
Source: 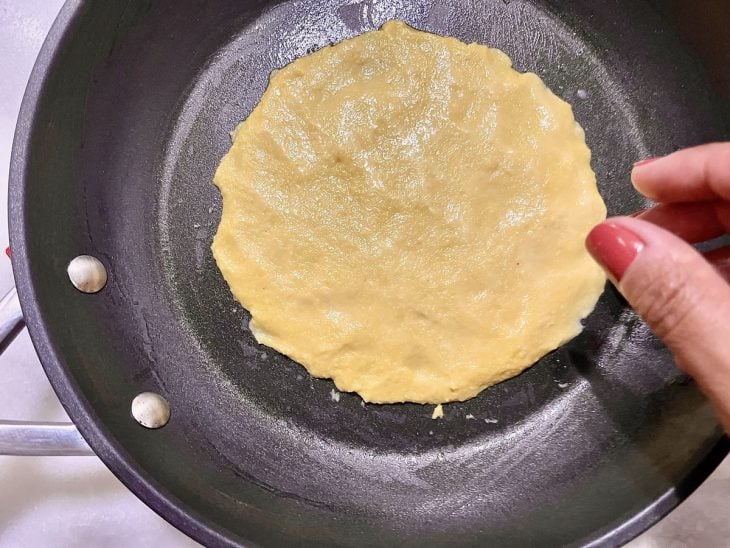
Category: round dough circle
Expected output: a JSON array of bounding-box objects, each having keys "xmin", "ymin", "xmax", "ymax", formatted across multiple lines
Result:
[{"xmin": 212, "ymin": 21, "xmax": 606, "ymax": 404}]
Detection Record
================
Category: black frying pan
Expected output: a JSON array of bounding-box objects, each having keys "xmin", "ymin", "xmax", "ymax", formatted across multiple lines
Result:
[{"xmin": 8, "ymin": 0, "xmax": 730, "ymax": 546}]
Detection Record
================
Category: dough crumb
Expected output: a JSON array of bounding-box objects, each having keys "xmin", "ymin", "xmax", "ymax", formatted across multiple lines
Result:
[
  {"xmin": 432, "ymin": 404, "xmax": 444, "ymax": 419},
  {"xmin": 330, "ymin": 389, "xmax": 341, "ymax": 402},
  {"xmin": 484, "ymin": 418, "xmax": 498, "ymax": 424},
  {"xmin": 465, "ymin": 414, "xmax": 475, "ymax": 420},
  {"xmin": 557, "ymin": 382, "xmax": 569, "ymax": 389}
]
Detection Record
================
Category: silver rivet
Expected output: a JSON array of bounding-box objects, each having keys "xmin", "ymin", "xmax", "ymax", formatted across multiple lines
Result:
[
  {"xmin": 67, "ymin": 255, "xmax": 107, "ymax": 293},
  {"xmin": 131, "ymin": 392, "xmax": 170, "ymax": 429}
]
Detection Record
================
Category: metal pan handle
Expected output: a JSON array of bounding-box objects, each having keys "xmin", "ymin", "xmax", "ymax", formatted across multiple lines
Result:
[{"xmin": 0, "ymin": 285, "xmax": 93, "ymax": 456}]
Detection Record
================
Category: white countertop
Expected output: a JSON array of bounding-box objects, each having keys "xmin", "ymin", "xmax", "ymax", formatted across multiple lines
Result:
[{"xmin": 0, "ymin": 2, "xmax": 727, "ymax": 546}]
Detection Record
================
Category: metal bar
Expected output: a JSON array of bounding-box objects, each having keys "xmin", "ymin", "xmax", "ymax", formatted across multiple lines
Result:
[
  {"xmin": 0, "ymin": 285, "xmax": 94, "ymax": 456},
  {"xmin": 0, "ymin": 286, "xmax": 24, "ymax": 353},
  {"xmin": 0, "ymin": 421, "xmax": 93, "ymax": 456}
]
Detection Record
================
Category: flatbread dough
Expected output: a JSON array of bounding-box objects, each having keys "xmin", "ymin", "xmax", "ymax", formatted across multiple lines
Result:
[{"xmin": 212, "ymin": 21, "xmax": 606, "ymax": 404}]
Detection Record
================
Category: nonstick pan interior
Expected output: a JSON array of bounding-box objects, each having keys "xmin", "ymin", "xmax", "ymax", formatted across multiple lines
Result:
[{"xmin": 10, "ymin": 0, "xmax": 730, "ymax": 546}]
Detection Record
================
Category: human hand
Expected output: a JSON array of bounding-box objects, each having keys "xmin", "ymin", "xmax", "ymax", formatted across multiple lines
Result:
[{"xmin": 585, "ymin": 142, "xmax": 730, "ymax": 433}]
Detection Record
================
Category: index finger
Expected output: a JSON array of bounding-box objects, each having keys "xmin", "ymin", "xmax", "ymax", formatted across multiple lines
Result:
[{"xmin": 631, "ymin": 142, "xmax": 730, "ymax": 202}]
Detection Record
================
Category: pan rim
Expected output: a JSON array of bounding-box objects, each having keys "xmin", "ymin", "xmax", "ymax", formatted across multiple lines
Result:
[
  {"xmin": 8, "ymin": 1, "xmax": 239, "ymax": 547},
  {"xmin": 8, "ymin": 1, "xmax": 730, "ymax": 546}
]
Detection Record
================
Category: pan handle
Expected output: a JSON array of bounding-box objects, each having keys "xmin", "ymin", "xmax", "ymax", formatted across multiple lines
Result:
[
  {"xmin": 0, "ymin": 285, "xmax": 94, "ymax": 456},
  {"xmin": 0, "ymin": 285, "xmax": 24, "ymax": 352},
  {"xmin": 0, "ymin": 421, "xmax": 93, "ymax": 456}
]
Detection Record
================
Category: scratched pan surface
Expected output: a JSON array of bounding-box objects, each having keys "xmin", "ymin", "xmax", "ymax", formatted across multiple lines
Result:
[{"xmin": 9, "ymin": 0, "xmax": 730, "ymax": 546}]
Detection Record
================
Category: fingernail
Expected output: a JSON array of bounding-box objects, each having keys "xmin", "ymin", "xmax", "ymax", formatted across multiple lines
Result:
[
  {"xmin": 634, "ymin": 157, "xmax": 659, "ymax": 168},
  {"xmin": 586, "ymin": 223, "xmax": 645, "ymax": 282}
]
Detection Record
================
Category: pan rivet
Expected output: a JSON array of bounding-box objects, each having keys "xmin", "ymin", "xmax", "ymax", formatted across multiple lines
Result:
[
  {"xmin": 131, "ymin": 392, "xmax": 171, "ymax": 429},
  {"xmin": 67, "ymin": 255, "xmax": 107, "ymax": 293}
]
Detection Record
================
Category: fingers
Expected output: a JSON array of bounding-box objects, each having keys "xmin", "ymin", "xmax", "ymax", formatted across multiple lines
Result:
[
  {"xmin": 586, "ymin": 217, "xmax": 730, "ymax": 432},
  {"xmin": 633, "ymin": 202, "xmax": 724, "ymax": 242},
  {"xmin": 632, "ymin": 142, "xmax": 730, "ymax": 202},
  {"xmin": 634, "ymin": 205, "xmax": 730, "ymax": 280},
  {"xmin": 622, "ymin": 142, "xmax": 730, "ymax": 430}
]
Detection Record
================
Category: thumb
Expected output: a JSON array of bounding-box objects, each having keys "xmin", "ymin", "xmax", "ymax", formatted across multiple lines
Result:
[{"xmin": 586, "ymin": 216, "xmax": 730, "ymax": 431}]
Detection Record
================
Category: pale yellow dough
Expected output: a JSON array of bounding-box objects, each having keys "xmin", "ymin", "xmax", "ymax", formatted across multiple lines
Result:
[{"xmin": 212, "ymin": 21, "xmax": 606, "ymax": 404}]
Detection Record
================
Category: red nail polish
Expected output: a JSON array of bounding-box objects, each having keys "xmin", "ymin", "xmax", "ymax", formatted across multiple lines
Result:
[
  {"xmin": 634, "ymin": 157, "xmax": 659, "ymax": 168},
  {"xmin": 4, "ymin": 247, "xmax": 10, "ymax": 259},
  {"xmin": 586, "ymin": 223, "xmax": 645, "ymax": 281}
]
